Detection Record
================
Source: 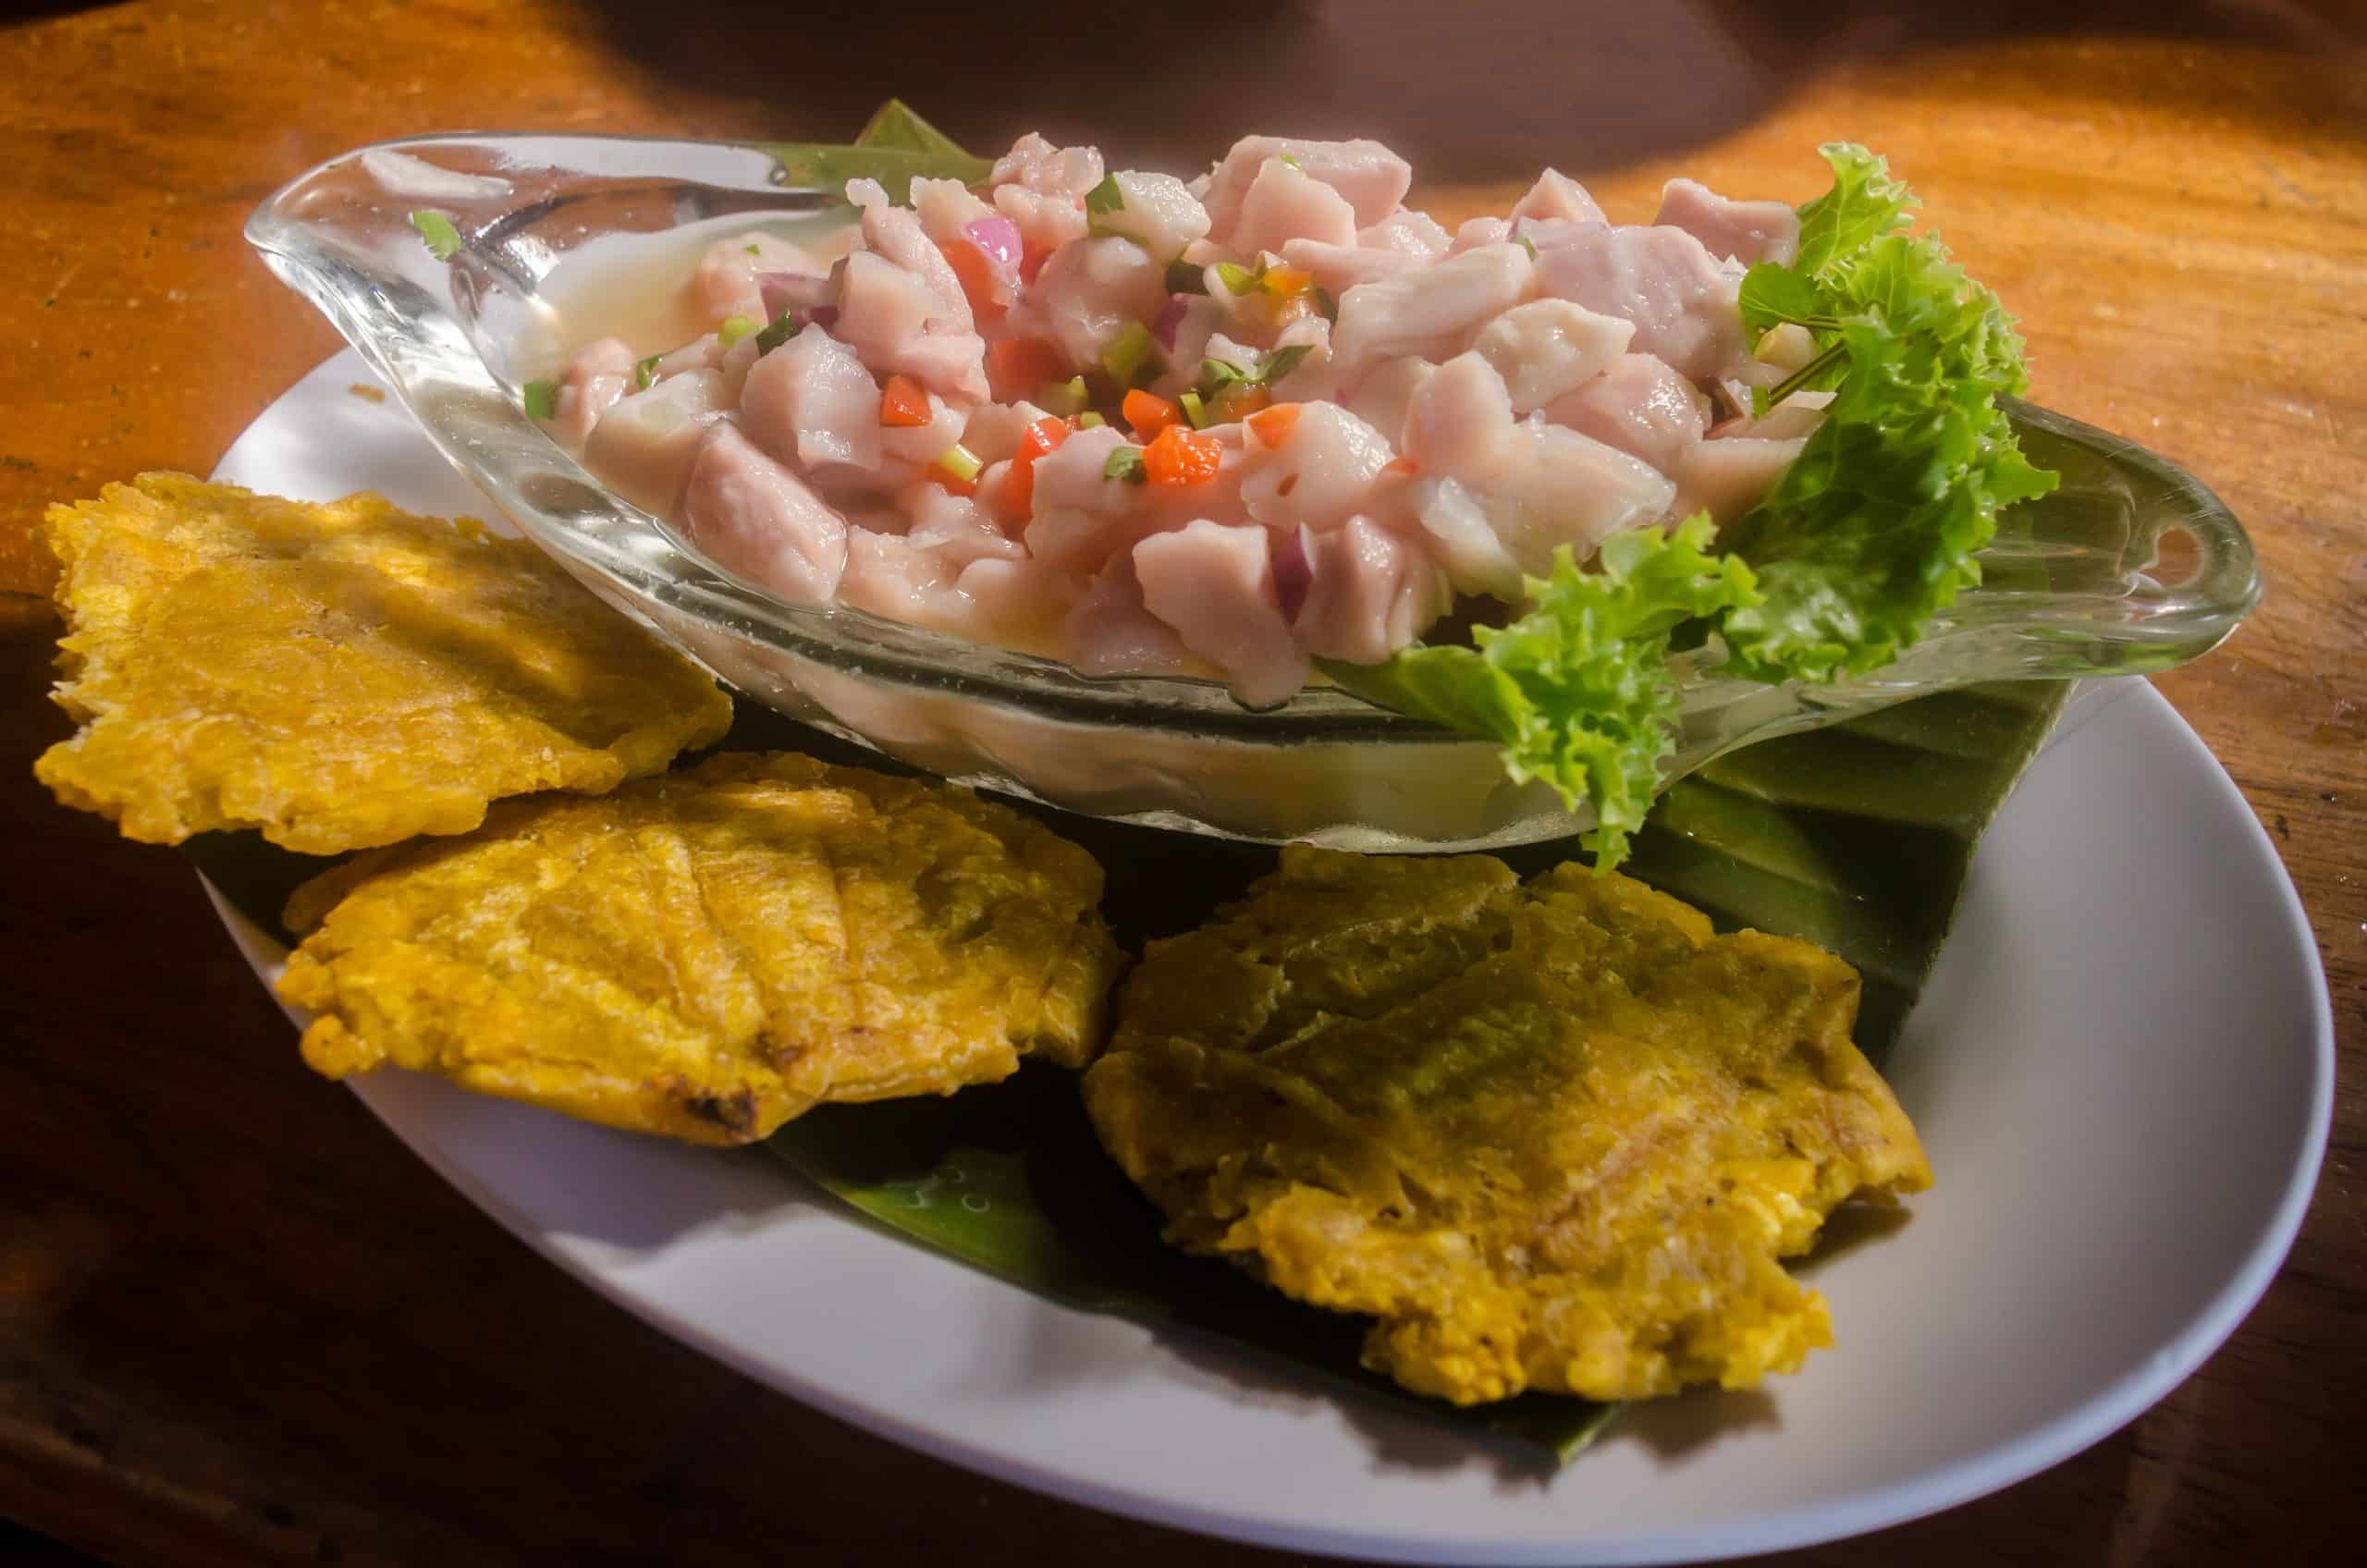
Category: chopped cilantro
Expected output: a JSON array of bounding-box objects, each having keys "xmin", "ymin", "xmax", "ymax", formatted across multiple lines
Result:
[
  {"xmin": 1197, "ymin": 342, "xmax": 1313, "ymax": 398},
  {"xmin": 407, "ymin": 210, "xmax": 463, "ymax": 262},
  {"xmin": 753, "ymin": 310, "xmax": 803, "ymax": 355}
]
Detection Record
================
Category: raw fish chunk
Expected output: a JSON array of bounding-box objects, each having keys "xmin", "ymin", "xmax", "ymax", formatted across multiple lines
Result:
[
  {"xmin": 1226, "ymin": 158, "xmax": 1360, "ymax": 255},
  {"xmin": 1022, "ymin": 237, "xmax": 1167, "ymax": 371},
  {"xmin": 1533, "ymin": 226, "xmax": 1748, "ymax": 383},
  {"xmin": 1093, "ymin": 171, "xmax": 1213, "ymax": 262},
  {"xmin": 1672, "ymin": 435, "xmax": 1807, "ymax": 527},
  {"xmin": 1542, "ymin": 352, "xmax": 1709, "ymax": 476},
  {"xmin": 1402, "ymin": 352, "xmax": 1515, "ymax": 485},
  {"xmin": 1201, "ymin": 136, "xmax": 1414, "ymax": 233},
  {"xmin": 1134, "ymin": 521, "xmax": 1307, "ymax": 706},
  {"xmin": 1290, "ymin": 516, "xmax": 1448, "ymax": 664},
  {"xmin": 1511, "ymin": 169, "xmax": 1608, "ymax": 226},
  {"xmin": 1654, "ymin": 178, "xmax": 1801, "ymax": 266},
  {"xmin": 551, "ymin": 337, "xmax": 635, "ymax": 447},
  {"xmin": 1471, "ymin": 299, "xmax": 1637, "ymax": 413},
  {"xmin": 583, "ymin": 369, "xmax": 730, "ymax": 514},
  {"xmin": 689, "ymin": 231, "xmax": 823, "ymax": 325},
  {"xmin": 679, "ymin": 423, "xmax": 851, "ymax": 604},
  {"xmin": 1331, "ymin": 242, "xmax": 1536, "ymax": 377},
  {"xmin": 1240, "ymin": 403, "xmax": 1395, "ymax": 532},
  {"xmin": 989, "ymin": 132, "xmax": 1106, "ymax": 197},
  {"xmin": 740, "ymin": 326, "xmax": 881, "ymax": 474}
]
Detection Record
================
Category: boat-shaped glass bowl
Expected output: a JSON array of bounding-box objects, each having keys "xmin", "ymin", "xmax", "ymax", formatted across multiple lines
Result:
[{"xmin": 247, "ymin": 133, "xmax": 2261, "ymax": 851}]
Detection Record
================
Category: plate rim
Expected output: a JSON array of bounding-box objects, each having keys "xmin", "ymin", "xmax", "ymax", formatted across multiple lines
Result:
[{"xmin": 200, "ymin": 351, "xmax": 2336, "ymax": 1566}]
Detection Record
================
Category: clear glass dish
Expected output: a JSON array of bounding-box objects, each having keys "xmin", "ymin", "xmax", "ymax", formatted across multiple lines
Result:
[{"xmin": 245, "ymin": 133, "xmax": 2262, "ymax": 851}]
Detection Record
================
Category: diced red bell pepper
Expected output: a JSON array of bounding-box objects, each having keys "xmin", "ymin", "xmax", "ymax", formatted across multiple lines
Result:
[
  {"xmin": 1122, "ymin": 388, "xmax": 1182, "ymax": 441},
  {"xmin": 996, "ymin": 416, "xmax": 1072, "ymax": 521},
  {"xmin": 1141, "ymin": 423, "xmax": 1223, "ymax": 487},
  {"xmin": 878, "ymin": 374, "xmax": 932, "ymax": 428}
]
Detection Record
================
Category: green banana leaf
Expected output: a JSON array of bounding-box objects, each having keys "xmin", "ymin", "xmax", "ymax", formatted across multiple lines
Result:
[
  {"xmin": 183, "ymin": 680, "xmax": 2067, "ymax": 1464},
  {"xmin": 758, "ymin": 97, "xmax": 992, "ymax": 195},
  {"xmin": 1620, "ymin": 681, "xmax": 2071, "ymax": 1063}
]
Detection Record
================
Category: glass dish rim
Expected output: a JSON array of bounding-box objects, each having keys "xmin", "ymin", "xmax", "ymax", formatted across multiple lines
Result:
[{"xmin": 243, "ymin": 129, "xmax": 2265, "ymax": 752}]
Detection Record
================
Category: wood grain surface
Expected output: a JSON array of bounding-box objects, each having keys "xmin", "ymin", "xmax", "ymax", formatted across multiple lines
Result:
[{"xmin": 4, "ymin": 2, "xmax": 2362, "ymax": 1563}]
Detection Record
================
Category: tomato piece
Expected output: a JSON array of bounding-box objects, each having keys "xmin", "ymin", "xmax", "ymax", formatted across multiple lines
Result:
[
  {"xmin": 1141, "ymin": 423, "xmax": 1223, "ymax": 487},
  {"xmin": 1018, "ymin": 416, "xmax": 1071, "ymax": 462},
  {"xmin": 1122, "ymin": 388, "xmax": 1182, "ymax": 440},
  {"xmin": 1246, "ymin": 403, "xmax": 1302, "ymax": 448},
  {"xmin": 1020, "ymin": 246, "xmax": 1053, "ymax": 285},
  {"xmin": 878, "ymin": 374, "xmax": 932, "ymax": 428},
  {"xmin": 1381, "ymin": 456, "xmax": 1419, "ymax": 477},
  {"xmin": 928, "ymin": 466, "xmax": 978, "ymax": 498},
  {"xmin": 986, "ymin": 337, "xmax": 1069, "ymax": 402},
  {"xmin": 998, "ymin": 417, "xmax": 1072, "ymax": 521}
]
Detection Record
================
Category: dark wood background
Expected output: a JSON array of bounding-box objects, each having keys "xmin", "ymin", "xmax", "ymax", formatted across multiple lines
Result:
[{"xmin": 4, "ymin": 2, "xmax": 2361, "ymax": 1563}]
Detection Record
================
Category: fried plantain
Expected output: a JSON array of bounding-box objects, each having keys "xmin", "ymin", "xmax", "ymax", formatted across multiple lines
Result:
[
  {"xmin": 278, "ymin": 752, "xmax": 1122, "ymax": 1144},
  {"xmin": 1083, "ymin": 846, "xmax": 1932, "ymax": 1405},
  {"xmin": 36, "ymin": 474, "xmax": 730, "ymax": 852}
]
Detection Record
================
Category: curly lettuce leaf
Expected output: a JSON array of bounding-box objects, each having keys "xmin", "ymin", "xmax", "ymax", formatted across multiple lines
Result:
[
  {"xmin": 1788, "ymin": 141, "xmax": 1919, "ymax": 284},
  {"xmin": 1721, "ymin": 143, "xmax": 2054, "ymax": 682},
  {"xmin": 1325, "ymin": 516, "xmax": 1759, "ymax": 870}
]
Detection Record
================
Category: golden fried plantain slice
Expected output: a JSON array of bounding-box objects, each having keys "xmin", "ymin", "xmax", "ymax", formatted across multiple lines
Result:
[
  {"xmin": 278, "ymin": 753, "xmax": 1122, "ymax": 1144},
  {"xmin": 1083, "ymin": 846, "xmax": 1932, "ymax": 1406},
  {"xmin": 36, "ymin": 474, "xmax": 731, "ymax": 852}
]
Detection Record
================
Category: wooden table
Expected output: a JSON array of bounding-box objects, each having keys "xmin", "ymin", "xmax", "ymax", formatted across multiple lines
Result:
[{"xmin": 4, "ymin": 3, "xmax": 2361, "ymax": 1562}]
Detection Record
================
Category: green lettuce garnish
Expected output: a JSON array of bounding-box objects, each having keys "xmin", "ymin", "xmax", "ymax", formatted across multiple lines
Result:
[
  {"xmin": 1325, "ymin": 516, "xmax": 1759, "ymax": 869},
  {"xmin": 1720, "ymin": 143, "xmax": 2056, "ymax": 681},
  {"xmin": 1336, "ymin": 143, "xmax": 2051, "ymax": 872}
]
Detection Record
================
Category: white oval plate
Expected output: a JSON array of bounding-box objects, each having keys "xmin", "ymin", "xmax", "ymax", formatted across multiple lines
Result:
[{"xmin": 204, "ymin": 352, "xmax": 2333, "ymax": 1565}]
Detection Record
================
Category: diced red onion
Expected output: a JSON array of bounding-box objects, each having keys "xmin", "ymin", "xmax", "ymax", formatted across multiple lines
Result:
[
  {"xmin": 757, "ymin": 271, "xmax": 832, "ymax": 317},
  {"xmin": 803, "ymin": 305, "xmax": 839, "ymax": 332},
  {"xmin": 1273, "ymin": 527, "xmax": 1314, "ymax": 624},
  {"xmin": 1151, "ymin": 293, "xmax": 1192, "ymax": 350},
  {"xmin": 964, "ymin": 215, "xmax": 1024, "ymax": 268}
]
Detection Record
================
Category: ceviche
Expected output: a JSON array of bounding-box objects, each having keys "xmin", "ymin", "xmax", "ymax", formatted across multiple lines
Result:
[{"xmin": 508, "ymin": 110, "xmax": 2046, "ymax": 867}]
